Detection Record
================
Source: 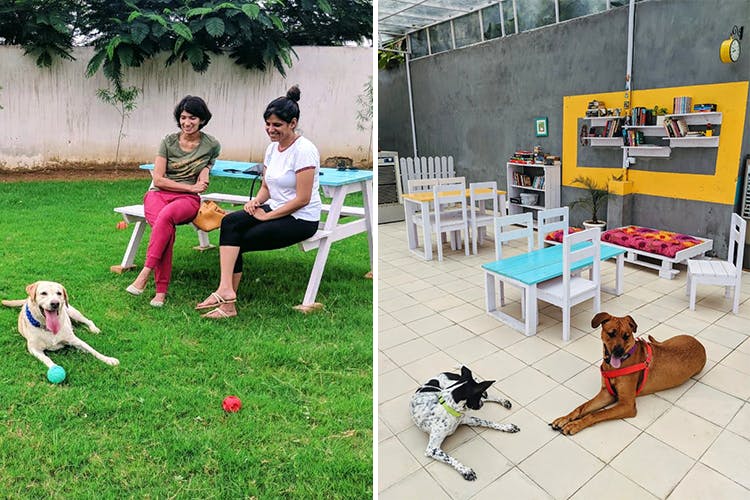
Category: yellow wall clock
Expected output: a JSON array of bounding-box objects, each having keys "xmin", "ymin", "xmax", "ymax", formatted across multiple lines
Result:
[{"xmin": 720, "ymin": 26, "xmax": 743, "ymax": 63}]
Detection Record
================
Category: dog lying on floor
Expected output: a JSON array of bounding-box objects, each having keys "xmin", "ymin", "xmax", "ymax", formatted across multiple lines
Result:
[
  {"xmin": 551, "ymin": 312, "xmax": 705, "ymax": 435},
  {"xmin": 2, "ymin": 281, "xmax": 119, "ymax": 369},
  {"xmin": 410, "ymin": 366, "xmax": 519, "ymax": 480}
]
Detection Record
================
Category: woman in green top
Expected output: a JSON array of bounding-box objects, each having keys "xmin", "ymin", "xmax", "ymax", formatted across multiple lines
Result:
[{"xmin": 126, "ymin": 96, "xmax": 221, "ymax": 306}]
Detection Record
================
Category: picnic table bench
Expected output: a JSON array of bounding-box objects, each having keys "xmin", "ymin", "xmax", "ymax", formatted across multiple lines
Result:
[{"xmin": 112, "ymin": 161, "xmax": 373, "ymax": 312}]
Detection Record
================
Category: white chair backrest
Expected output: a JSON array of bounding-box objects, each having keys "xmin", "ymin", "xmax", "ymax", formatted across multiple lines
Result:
[
  {"xmin": 433, "ymin": 181, "xmax": 467, "ymax": 208},
  {"xmin": 538, "ymin": 206, "xmax": 569, "ymax": 247},
  {"xmin": 469, "ymin": 181, "xmax": 498, "ymax": 205},
  {"xmin": 407, "ymin": 178, "xmax": 439, "ymax": 193},
  {"xmin": 562, "ymin": 227, "xmax": 601, "ymax": 286},
  {"xmin": 438, "ymin": 176, "xmax": 466, "ymax": 186},
  {"xmin": 493, "ymin": 212, "xmax": 534, "ymax": 260},
  {"xmin": 400, "ymin": 156, "xmax": 455, "ymax": 193},
  {"xmin": 728, "ymin": 213, "xmax": 747, "ymax": 269}
]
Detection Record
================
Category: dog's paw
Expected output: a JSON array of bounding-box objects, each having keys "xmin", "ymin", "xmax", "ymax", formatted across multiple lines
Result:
[
  {"xmin": 461, "ymin": 469, "xmax": 477, "ymax": 481},
  {"xmin": 89, "ymin": 325, "xmax": 101, "ymax": 334},
  {"xmin": 560, "ymin": 421, "xmax": 584, "ymax": 435},
  {"xmin": 104, "ymin": 357, "xmax": 120, "ymax": 366},
  {"xmin": 549, "ymin": 417, "xmax": 569, "ymax": 431}
]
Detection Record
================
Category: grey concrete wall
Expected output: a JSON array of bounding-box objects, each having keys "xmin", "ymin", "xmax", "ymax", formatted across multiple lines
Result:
[
  {"xmin": 378, "ymin": 64, "xmax": 414, "ymax": 158},
  {"xmin": 378, "ymin": 0, "xmax": 750, "ymax": 259}
]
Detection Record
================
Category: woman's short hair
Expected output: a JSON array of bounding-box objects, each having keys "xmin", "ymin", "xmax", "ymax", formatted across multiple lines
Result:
[
  {"xmin": 174, "ymin": 96, "xmax": 212, "ymax": 129},
  {"xmin": 263, "ymin": 85, "xmax": 301, "ymax": 123}
]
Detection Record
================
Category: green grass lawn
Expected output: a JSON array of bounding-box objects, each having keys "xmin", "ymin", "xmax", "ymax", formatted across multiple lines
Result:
[{"xmin": 0, "ymin": 176, "xmax": 373, "ymax": 498}]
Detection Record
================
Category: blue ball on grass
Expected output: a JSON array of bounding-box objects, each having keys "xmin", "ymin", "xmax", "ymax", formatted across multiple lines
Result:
[{"xmin": 47, "ymin": 365, "xmax": 66, "ymax": 384}]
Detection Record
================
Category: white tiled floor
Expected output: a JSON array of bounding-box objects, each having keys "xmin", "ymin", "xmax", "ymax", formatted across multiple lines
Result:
[{"xmin": 378, "ymin": 221, "xmax": 750, "ymax": 499}]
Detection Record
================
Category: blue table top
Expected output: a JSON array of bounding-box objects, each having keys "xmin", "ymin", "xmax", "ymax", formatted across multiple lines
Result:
[
  {"xmin": 482, "ymin": 243, "xmax": 626, "ymax": 285},
  {"xmin": 140, "ymin": 160, "xmax": 372, "ymax": 186}
]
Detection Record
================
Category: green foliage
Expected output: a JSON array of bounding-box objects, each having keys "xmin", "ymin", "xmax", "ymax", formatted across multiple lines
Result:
[
  {"xmin": 652, "ymin": 105, "xmax": 669, "ymax": 116},
  {"xmin": 0, "ymin": 1, "xmax": 373, "ymax": 88},
  {"xmin": 0, "ymin": 177, "xmax": 372, "ymax": 497},
  {"xmin": 378, "ymin": 39, "xmax": 405, "ymax": 70},
  {"xmin": 96, "ymin": 85, "xmax": 141, "ymax": 166},
  {"xmin": 569, "ymin": 176, "xmax": 611, "ymax": 224}
]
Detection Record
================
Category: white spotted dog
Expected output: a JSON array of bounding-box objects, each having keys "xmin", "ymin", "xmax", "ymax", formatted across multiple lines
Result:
[{"xmin": 410, "ymin": 366, "xmax": 519, "ymax": 481}]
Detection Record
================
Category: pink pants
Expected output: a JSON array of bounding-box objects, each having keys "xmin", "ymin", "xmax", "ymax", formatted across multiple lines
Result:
[{"xmin": 143, "ymin": 190, "xmax": 201, "ymax": 293}]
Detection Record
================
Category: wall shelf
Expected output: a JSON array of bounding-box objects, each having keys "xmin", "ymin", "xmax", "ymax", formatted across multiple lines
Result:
[
  {"xmin": 665, "ymin": 111, "xmax": 722, "ymax": 125},
  {"xmin": 587, "ymin": 137, "xmax": 623, "ymax": 146},
  {"xmin": 663, "ymin": 136, "xmax": 719, "ymax": 148},
  {"xmin": 622, "ymin": 145, "xmax": 671, "ymax": 157}
]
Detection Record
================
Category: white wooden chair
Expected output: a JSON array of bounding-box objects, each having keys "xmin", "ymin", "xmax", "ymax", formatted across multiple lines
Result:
[
  {"xmin": 433, "ymin": 182, "xmax": 470, "ymax": 261},
  {"xmin": 494, "ymin": 212, "xmax": 535, "ymax": 310},
  {"xmin": 687, "ymin": 213, "xmax": 746, "ymax": 314},
  {"xmin": 537, "ymin": 227, "xmax": 601, "ymax": 342},
  {"xmin": 469, "ymin": 181, "xmax": 499, "ymax": 255},
  {"xmin": 399, "ymin": 156, "xmax": 455, "ymax": 194},
  {"xmin": 537, "ymin": 206, "xmax": 569, "ymax": 248}
]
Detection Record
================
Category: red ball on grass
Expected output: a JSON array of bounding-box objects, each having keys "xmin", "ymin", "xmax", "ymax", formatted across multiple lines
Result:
[{"xmin": 222, "ymin": 395, "xmax": 242, "ymax": 412}]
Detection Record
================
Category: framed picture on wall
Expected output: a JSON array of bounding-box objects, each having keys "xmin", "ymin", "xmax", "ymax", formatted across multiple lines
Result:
[{"xmin": 535, "ymin": 117, "xmax": 549, "ymax": 137}]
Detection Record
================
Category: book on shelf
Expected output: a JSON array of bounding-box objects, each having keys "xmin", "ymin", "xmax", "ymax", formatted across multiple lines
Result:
[{"xmin": 673, "ymin": 96, "xmax": 692, "ymax": 115}]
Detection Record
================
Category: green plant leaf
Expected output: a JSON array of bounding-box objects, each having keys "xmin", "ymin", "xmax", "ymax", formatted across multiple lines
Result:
[
  {"xmin": 86, "ymin": 49, "xmax": 108, "ymax": 77},
  {"xmin": 130, "ymin": 22, "xmax": 150, "ymax": 44},
  {"xmin": 118, "ymin": 44, "xmax": 134, "ymax": 66},
  {"xmin": 268, "ymin": 14, "xmax": 283, "ymax": 30},
  {"xmin": 186, "ymin": 7, "xmax": 213, "ymax": 17},
  {"xmin": 172, "ymin": 22, "xmax": 193, "ymax": 41},
  {"xmin": 317, "ymin": 0, "xmax": 333, "ymax": 14},
  {"xmin": 241, "ymin": 3, "xmax": 260, "ymax": 19},
  {"xmin": 146, "ymin": 13, "xmax": 168, "ymax": 28},
  {"xmin": 106, "ymin": 36, "xmax": 122, "ymax": 59},
  {"xmin": 127, "ymin": 11, "xmax": 142, "ymax": 22},
  {"xmin": 205, "ymin": 17, "xmax": 225, "ymax": 37}
]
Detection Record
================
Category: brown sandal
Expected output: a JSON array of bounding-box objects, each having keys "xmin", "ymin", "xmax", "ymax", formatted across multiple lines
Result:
[{"xmin": 201, "ymin": 307, "xmax": 236, "ymax": 319}]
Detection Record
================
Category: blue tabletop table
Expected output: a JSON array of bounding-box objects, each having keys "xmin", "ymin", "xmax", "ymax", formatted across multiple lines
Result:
[
  {"xmin": 130, "ymin": 160, "xmax": 373, "ymax": 311},
  {"xmin": 481, "ymin": 242, "xmax": 626, "ymax": 337}
]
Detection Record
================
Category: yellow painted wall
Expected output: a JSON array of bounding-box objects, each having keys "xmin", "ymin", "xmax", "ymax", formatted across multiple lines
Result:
[{"xmin": 562, "ymin": 82, "xmax": 749, "ymax": 204}]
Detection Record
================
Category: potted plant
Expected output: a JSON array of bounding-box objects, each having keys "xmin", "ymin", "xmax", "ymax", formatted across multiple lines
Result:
[
  {"xmin": 653, "ymin": 105, "xmax": 669, "ymax": 126},
  {"xmin": 569, "ymin": 176, "xmax": 611, "ymax": 230}
]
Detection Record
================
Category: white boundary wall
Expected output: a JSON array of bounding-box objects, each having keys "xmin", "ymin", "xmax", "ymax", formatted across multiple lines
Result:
[{"xmin": 0, "ymin": 45, "xmax": 372, "ymax": 169}]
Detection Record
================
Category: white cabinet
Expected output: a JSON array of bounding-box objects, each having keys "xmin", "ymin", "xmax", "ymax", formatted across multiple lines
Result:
[{"xmin": 506, "ymin": 162, "xmax": 560, "ymax": 220}]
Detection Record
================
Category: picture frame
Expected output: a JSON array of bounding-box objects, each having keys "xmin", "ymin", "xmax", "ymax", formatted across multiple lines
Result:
[{"xmin": 535, "ymin": 116, "xmax": 549, "ymax": 137}]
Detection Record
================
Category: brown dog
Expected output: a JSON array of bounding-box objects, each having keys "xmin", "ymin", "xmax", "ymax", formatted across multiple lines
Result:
[{"xmin": 550, "ymin": 312, "xmax": 706, "ymax": 435}]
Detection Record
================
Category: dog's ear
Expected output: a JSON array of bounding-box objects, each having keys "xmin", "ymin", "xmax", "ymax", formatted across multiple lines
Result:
[
  {"xmin": 476, "ymin": 380, "xmax": 495, "ymax": 394},
  {"xmin": 460, "ymin": 366, "xmax": 472, "ymax": 380},
  {"xmin": 625, "ymin": 315, "xmax": 637, "ymax": 333},
  {"xmin": 591, "ymin": 312, "xmax": 611, "ymax": 328},
  {"xmin": 25, "ymin": 282, "xmax": 39, "ymax": 299},
  {"xmin": 61, "ymin": 285, "xmax": 69, "ymax": 306}
]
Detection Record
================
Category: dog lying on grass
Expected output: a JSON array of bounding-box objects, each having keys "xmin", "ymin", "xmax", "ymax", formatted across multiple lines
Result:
[
  {"xmin": 551, "ymin": 312, "xmax": 705, "ymax": 435},
  {"xmin": 410, "ymin": 366, "xmax": 519, "ymax": 480},
  {"xmin": 2, "ymin": 281, "xmax": 119, "ymax": 369}
]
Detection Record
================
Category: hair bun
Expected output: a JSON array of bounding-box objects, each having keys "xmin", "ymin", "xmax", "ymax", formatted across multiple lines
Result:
[{"xmin": 286, "ymin": 85, "xmax": 301, "ymax": 102}]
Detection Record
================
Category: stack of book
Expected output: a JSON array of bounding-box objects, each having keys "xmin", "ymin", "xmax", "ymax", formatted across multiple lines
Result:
[
  {"xmin": 624, "ymin": 129, "xmax": 645, "ymax": 146},
  {"xmin": 512, "ymin": 172, "xmax": 534, "ymax": 186},
  {"xmin": 630, "ymin": 107, "xmax": 653, "ymax": 126},
  {"xmin": 693, "ymin": 103, "xmax": 717, "ymax": 112},
  {"xmin": 663, "ymin": 117, "xmax": 689, "ymax": 137},
  {"xmin": 509, "ymin": 150, "xmax": 535, "ymax": 164},
  {"xmin": 673, "ymin": 96, "xmax": 692, "ymax": 114}
]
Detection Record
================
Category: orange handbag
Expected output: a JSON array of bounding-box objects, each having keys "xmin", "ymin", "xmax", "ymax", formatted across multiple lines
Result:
[{"xmin": 192, "ymin": 200, "xmax": 226, "ymax": 232}]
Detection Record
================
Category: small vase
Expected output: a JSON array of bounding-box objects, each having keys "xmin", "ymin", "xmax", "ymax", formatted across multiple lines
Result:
[{"xmin": 583, "ymin": 220, "xmax": 607, "ymax": 231}]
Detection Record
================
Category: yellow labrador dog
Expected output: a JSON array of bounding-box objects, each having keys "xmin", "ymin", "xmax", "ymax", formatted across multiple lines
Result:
[{"xmin": 2, "ymin": 281, "xmax": 119, "ymax": 369}]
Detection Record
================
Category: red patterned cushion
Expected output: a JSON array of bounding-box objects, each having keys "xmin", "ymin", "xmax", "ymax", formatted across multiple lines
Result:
[
  {"xmin": 601, "ymin": 226, "xmax": 703, "ymax": 258},
  {"xmin": 545, "ymin": 227, "xmax": 584, "ymax": 243}
]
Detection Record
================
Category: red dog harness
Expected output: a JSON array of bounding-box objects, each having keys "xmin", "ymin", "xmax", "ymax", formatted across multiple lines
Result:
[{"xmin": 601, "ymin": 340, "xmax": 653, "ymax": 396}]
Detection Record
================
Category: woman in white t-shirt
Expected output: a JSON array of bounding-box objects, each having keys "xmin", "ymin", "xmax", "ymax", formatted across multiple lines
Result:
[{"xmin": 196, "ymin": 85, "xmax": 320, "ymax": 319}]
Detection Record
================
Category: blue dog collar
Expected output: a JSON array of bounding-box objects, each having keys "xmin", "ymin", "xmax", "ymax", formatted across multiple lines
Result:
[{"xmin": 24, "ymin": 304, "xmax": 42, "ymax": 328}]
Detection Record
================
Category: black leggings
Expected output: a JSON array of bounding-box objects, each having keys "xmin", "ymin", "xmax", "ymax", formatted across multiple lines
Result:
[{"xmin": 219, "ymin": 205, "xmax": 319, "ymax": 273}]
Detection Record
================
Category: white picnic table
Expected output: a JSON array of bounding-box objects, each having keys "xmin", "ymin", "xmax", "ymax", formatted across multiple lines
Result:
[{"xmin": 112, "ymin": 160, "xmax": 373, "ymax": 312}]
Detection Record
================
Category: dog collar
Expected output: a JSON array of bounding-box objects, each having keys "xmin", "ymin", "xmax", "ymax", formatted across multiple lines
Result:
[
  {"xmin": 604, "ymin": 341, "xmax": 638, "ymax": 364},
  {"xmin": 24, "ymin": 304, "xmax": 42, "ymax": 329},
  {"xmin": 601, "ymin": 340, "xmax": 653, "ymax": 396},
  {"xmin": 438, "ymin": 395, "xmax": 463, "ymax": 418}
]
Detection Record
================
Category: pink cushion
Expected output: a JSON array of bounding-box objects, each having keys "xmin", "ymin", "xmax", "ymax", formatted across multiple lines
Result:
[
  {"xmin": 601, "ymin": 226, "xmax": 703, "ymax": 258},
  {"xmin": 545, "ymin": 227, "xmax": 584, "ymax": 243}
]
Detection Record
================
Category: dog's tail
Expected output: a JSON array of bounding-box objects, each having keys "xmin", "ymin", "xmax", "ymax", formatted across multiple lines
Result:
[{"xmin": 1, "ymin": 299, "xmax": 25, "ymax": 308}]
